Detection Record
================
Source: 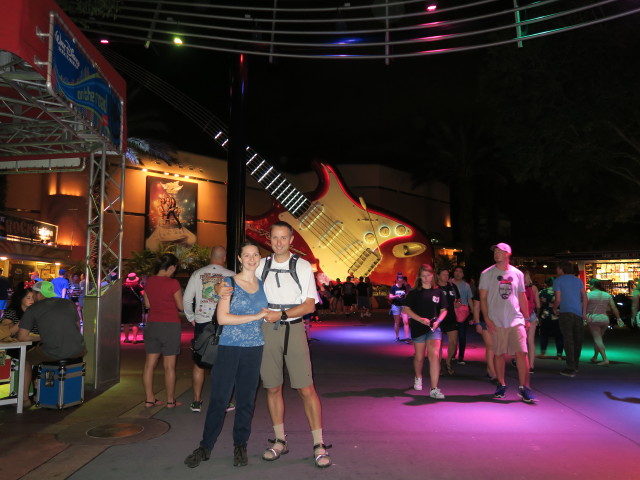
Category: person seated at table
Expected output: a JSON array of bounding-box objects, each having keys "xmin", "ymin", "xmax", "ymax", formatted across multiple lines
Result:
[
  {"xmin": 17, "ymin": 281, "xmax": 86, "ymax": 408},
  {"xmin": 1, "ymin": 284, "xmax": 39, "ymax": 339}
]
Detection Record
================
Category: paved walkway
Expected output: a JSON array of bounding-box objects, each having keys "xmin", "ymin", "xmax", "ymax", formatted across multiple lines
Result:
[{"xmin": 1, "ymin": 313, "xmax": 639, "ymax": 479}]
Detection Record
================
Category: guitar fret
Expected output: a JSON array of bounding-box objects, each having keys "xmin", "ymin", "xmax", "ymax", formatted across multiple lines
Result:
[
  {"xmin": 290, "ymin": 197, "xmax": 308, "ymax": 216},
  {"xmin": 272, "ymin": 179, "xmax": 287, "ymax": 197},
  {"xmin": 280, "ymin": 188, "xmax": 296, "ymax": 206},
  {"xmin": 258, "ymin": 166, "xmax": 273, "ymax": 183},
  {"xmin": 266, "ymin": 173, "xmax": 281, "ymax": 190},
  {"xmin": 283, "ymin": 192, "xmax": 299, "ymax": 209},
  {"xmin": 289, "ymin": 193, "xmax": 306, "ymax": 211},
  {"xmin": 251, "ymin": 160, "xmax": 265, "ymax": 175},
  {"xmin": 246, "ymin": 153, "xmax": 258, "ymax": 166},
  {"xmin": 277, "ymin": 185, "xmax": 291, "ymax": 201}
]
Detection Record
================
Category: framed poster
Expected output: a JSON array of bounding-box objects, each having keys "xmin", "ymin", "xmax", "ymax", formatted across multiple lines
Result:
[{"xmin": 145, "ymin": 177, "xmax": 198, "ymax": 250}]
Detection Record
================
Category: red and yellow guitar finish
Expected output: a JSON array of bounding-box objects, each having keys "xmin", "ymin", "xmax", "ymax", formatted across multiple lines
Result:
[{"xmin": 244, "ymin": 157, "xmax": 433, "ymax": 284}]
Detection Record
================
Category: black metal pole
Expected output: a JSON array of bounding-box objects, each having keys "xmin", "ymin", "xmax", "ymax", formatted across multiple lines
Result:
[{"xmin": 226, "ymin": 54, "xmax": 248, "ymax": 272}]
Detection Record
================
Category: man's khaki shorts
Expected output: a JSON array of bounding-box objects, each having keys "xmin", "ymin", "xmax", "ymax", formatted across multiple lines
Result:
[
  {"xmin": 491, "ymin": 325, "xmax": 527, "ymax": 356},
  {"xmin": 260, "ymin": 321, "xmax": 313, "ymax": 389}
]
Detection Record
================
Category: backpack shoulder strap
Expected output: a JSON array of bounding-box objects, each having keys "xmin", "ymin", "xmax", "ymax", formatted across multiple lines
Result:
[
  {"xmin": 289, "ymin": 254, "xmax": 301, "ymax": 292},
  {"xmin": 261, "ymin": 256, "xmax": 273, "ymax": 283}
]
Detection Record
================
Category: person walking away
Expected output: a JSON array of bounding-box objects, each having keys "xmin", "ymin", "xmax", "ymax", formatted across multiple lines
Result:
[
  {"xmin": 183, "ymin": 246, "xmax": 235, "ymax": 413},
  {"xmin": 342, "ymin": 276, "xmax": 357, "ymax": 317},
  {"xmin": 356, "ymin": 276, "xmax": 371, "ymax": 318},
  {"xmin": 0, "ymin": 268, "xmax": 9, "ymax": 318},
  {"xmin": 68, "ymin": 272, "xmax": 84, "ymax": 326},
  {"xmin": 631, "ymin": 279, "xmax": 640, "ymax": 328},
  {"xmin": 523, "ymin": 270, "xmax": 540, "ymax": 373},
  {"xmin": 479, "ymin": 243, "xmax": 536, "ymax": 403},
  {"xmin": 586, "ymin": 278, "xmax": 622, "ymax": 365},
  {"xmin": 51, "ymin": 269, "xmax": 70, "ymax": 299},
  {"xmin": 538, "ymin": 277, "xmax": 563, "ymax": 359},
  {"xmin": 142, "ymin": 254, "xmax": 184, "ymax": 408},
  {"xmin": 330, "ymin": 279, "xmax": 343, "ymax": 314},
  {"xmin": 469, "ymin": 288, "xmax": 497, "ymax": 383},
  {"xmin": 403, "ymin": 264, "xmax": 448, "ymax": 399},
  {"xmin": 451, "ymin": 266, "xmax": 474, "ymax": 365},
  {"xmin": 184, "ymin": 241, "xmax": 270, "ymax": 468},
  {"xmin": 436, "ymin": 268, "xmax": 460, "ymax": 375},
  {"xmin": 121, "ymin": 273, "xmax": 144, "ymax": 344},
  {"xmin": 389, "ymin": 273, "xmax": 410, "ymax": 342},
  {"xmin": 553, "ymin": 261, "xmax": 587, "ymax": 377}
]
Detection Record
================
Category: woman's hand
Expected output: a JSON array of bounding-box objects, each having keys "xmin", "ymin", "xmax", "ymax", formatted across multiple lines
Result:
[
  {"xmin": 263, "ymin": 310, "xmax": 280, "ymax": 323},
  {"xmin": 257, "ymin": 307, "xmax": 272, "ymax": 322}
]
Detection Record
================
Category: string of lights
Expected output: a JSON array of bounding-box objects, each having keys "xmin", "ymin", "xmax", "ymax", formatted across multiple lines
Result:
[{"xmin": 71, "ymin": 0, "xmax": 640, "ymax": 59}]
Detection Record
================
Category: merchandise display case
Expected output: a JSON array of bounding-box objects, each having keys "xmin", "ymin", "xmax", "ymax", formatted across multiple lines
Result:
[{"xmin": 584, "ymin": 261, "xmax": 639, "ymax": 295}]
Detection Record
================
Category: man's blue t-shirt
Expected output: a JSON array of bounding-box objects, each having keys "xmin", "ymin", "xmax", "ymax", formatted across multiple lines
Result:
[
  {"xmin": 51, "ymin": 277, "xmax": 70, "ymax": 298},
  {"xmin": 553, "ymin": 274, "xmax": 584, "ymax": 316}
]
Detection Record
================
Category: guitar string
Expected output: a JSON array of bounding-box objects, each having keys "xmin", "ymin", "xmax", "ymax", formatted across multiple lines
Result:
[{"xmin": 101, "ymin": 47, "xmax": 381, "ymax": 274}]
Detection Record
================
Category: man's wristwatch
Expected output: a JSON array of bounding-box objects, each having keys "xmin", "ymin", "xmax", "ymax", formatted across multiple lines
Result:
[{"xmin": 280, "ymin": 310, "xmax": 288, "ymax": 321}]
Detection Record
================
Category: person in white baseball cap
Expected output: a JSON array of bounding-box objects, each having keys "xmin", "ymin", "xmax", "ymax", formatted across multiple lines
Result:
[
  {"xmin": 479, "ymin": 242, "xmax": 536, "ymax": 403},
  {"xmin": 490, "ymin": 243, "xmax": 512, "ymax": 254}
]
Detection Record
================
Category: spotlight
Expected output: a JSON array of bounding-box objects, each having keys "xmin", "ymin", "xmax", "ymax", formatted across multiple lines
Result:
[
  {"xmin": 173, "ymin": 36, "xmax": 183, "ymax": 45},
  {"xmin": 100, "ymin": 38, "xmax": 110, "ymax": 44},
  {"xmin": 426, "ymin": 2, "xmax": 437, "ymax": 12}
]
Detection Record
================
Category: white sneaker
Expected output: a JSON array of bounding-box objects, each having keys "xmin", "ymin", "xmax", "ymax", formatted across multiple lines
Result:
[
  {"xmin": 430, "ymin": 387, "xmax": 445, "ymax": 399},
  {"xmin": 413, "ymin": 377, "xmax": 423, "ymax": 391}
]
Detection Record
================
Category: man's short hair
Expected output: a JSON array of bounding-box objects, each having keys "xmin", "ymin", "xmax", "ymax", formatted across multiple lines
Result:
[
  {"xmin": 270, "ymin": 221, "xmax": 293, "ymax": 235},
  {"xmin": 557, "ymin": 261, "xmax": 575, "ymax": 275}
]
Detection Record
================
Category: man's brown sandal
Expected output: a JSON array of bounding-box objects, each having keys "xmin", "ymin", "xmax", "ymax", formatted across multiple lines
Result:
[
  {"xmin": 262, "ymin": 438, "xmax": 289, "ymax": 461},
  {"xmin": 314, "ymin": 443, "xmax": 333, "ymax": 468}
]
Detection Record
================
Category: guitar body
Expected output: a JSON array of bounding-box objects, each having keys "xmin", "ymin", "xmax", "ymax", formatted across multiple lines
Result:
[{"xmin": 246, "ymin": 163, "xmax": 433, "ymax": 285}]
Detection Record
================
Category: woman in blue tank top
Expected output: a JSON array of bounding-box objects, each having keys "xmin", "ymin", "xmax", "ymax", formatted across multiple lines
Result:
[{"xmin": 185, "ymin": 241, "xmax": 270, "ymax": 469}]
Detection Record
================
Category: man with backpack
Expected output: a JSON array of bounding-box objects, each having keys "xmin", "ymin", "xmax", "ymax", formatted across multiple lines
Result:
[{"xmin": 258, "ymin": 221, "xmax": 331, "ymax": 468}]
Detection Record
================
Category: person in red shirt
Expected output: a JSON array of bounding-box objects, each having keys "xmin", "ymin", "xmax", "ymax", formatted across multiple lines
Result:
[{"xmin": 142, "ymin": 253, "xmax": 184, "ymax": 408}]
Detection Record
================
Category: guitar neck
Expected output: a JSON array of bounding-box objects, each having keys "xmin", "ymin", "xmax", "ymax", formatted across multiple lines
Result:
[{"xmin": 210, "ymin": 130, "xmax": 311, "ymax": 219}]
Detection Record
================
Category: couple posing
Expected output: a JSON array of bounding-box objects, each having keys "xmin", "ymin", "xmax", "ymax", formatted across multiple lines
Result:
[{"xmin": 184, "ymin": 221, "xmax": 332, "ymax": 469}]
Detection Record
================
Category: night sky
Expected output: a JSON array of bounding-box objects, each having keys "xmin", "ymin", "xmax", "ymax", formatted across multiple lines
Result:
[
  {"xmin": 113, "ymin": 42, "xmax": 480, "ymax": 170},
  {"xmin": 104, "ymin": 11, "xmax": 640, "ymax": 262}
]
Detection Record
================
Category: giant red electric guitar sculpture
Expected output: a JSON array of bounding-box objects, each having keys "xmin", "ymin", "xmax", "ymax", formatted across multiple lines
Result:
[{"xmin": 240, "ymin": 151, "xmax": 434, "ymax": 284}]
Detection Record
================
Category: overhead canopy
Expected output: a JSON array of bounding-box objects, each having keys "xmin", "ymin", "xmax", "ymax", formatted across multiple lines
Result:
[{"xmin": 0, "ymin": 0, "xmax": 126, "ymax": 173}]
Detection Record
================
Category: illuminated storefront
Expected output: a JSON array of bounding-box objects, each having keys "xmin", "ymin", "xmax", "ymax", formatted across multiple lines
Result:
[
  {"xmin": 0, "ymin": 211, "xmax": 70, "ymax": 288},
  {"xmin": 557, "ymin": 251, "xmax": 640, "ymax": 295}
]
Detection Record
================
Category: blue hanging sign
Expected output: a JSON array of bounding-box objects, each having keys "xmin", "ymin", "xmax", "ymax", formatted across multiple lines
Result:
[{"xmin": 48, "ymin": 15, "xmax": 124, "ymax": 152}]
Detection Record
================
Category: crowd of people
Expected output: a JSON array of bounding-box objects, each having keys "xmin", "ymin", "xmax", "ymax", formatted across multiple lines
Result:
[
  {"xmin": 378, "ymin": 244, "xmax": 634, "ymax": 404},
  {"xmin": 2, "ymin": 231, "xmax": 637, "ymax": 471}
]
